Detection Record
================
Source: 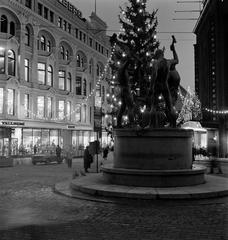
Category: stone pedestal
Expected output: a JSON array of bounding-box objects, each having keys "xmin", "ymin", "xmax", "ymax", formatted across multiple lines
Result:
[{"xmin": 102, "ymin": 128, "xmax": 206, "ymax": 187}]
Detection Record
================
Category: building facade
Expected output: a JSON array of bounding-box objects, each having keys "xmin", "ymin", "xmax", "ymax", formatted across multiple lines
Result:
[
  {"xmin": 194, "ymin": 0, "xmax": 228, "ymax": 157},
  {"xmin": 0, "ymin": 0, "xmax": 111, "ymax": 156}
]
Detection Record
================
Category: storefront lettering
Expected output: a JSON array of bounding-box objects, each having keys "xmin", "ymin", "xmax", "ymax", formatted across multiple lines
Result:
[
  {"xmin": 1, "ymin": 121, "xmax": 24, "ymax": 126},
  {"xmin": 57, "ymin": 0, "xmax": 82, "ymax": 18},
  {"xmin": 67, "ymin": 125, "xmax": 76, "ymax": 129}
]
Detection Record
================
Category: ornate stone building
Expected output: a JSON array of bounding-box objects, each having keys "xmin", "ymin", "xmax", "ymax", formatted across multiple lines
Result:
[
  {"xmin": 0, "ymin": 0, "xmax": 111, "ymax": 156},
  {"xmin": 194, "ymin": 0, "xmax": 228, "ymax": 157}
]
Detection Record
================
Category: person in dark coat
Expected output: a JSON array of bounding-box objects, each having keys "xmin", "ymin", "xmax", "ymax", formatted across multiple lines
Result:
[
  {"xmin": 83, "ymin": 146, "xmax": 92, "ymax": 173},
  {"xmin": 56, "ymin": 145, "xmax": 62, "ymax": 161},
  {"xmin": 103, "ymin": 146, "xmax": 109, "ymax": 161}
]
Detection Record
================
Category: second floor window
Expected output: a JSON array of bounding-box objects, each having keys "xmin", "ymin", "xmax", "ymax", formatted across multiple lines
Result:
[
  {"xmin": 58, "ymin": 70, "xmax": 65, "ymax": 90},
  {"xmin": 76, "ymin": 76, "xmax": 82, "ymax": 95},
  {"xmin": 0, "ymin": 88, "xmax": 3, "ymax": 114},
  {"xmin": 8, "ymin": 50, "xmax": 15, "ymax": 76},
  {"xmin": 37, "ymin": 96, "xmax": 45, "ymax": 118},
  {"xmin": 47, "ymin": 97, "xmax": 53, "ymax": 118},
  {"xmin": 58, "ymin": 100, "xmax": 65, "ymax": 120},
  {"xmin": 40, "ymin": 36, "xmax": 46, "ymax": 51},
  {"xmin": 24, "ymin": 59, "xmax": 29, "ymax": 82},
  {"xmin": 25, "ymin": 26, "xmax": 30, "ymax": 46},
  {"xmin": 75, "ymin": 104, "xmax": 81, "ymax": 122},
  {"xmin": 37, "ymin": 63, "xmax": 46, "ymax": 84},
  {"xmin": 66, "ymin": 73, "xmax": 71, "ymax": 91},
  {"xmin": 7, "ymin": 89, "xmax": 15, "ymax": 115},
  {"xmin": 0, "ymin": 48, "xmax": 5, "ymax": 74},
  {"xmin": 66, "ymin": 101, "xmax": 71, "ymax": 121},
  {"xmin": 24, "ymin": 94, "xmax": 29, "ymax": 118},
  {"xmin": 47, "ymin": 65, "xmax": 53, "ymax": 86}
]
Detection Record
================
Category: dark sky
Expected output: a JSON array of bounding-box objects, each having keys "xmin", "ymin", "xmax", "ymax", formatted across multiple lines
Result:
[{"xmin": 70, "ymin": 0, "xmax": 202, "ymax": 91}]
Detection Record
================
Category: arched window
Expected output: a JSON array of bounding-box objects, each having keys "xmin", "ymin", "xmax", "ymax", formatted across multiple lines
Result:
[
  {"xmin": 25, "ymin": 26, "xmax": 30, "ymax": 46},
  {"xmin": 83, "ymin": 79, "xmax": 87, "ymax": 96},
  {"xmin": 65, "ymin": 50, "xmax": 69, "ymax": 60},
  {"xmin": 60, "ymin": 46, "xmax": 65, "ymax": 59},
  {"xmin": 8, "ymin": 50, "xmax": 15, "ymax": 76},
  {"xmin": 10, "ymin": 22, "xmax": 15, "ymax": 35},
  {"xmin": 47, "ymin": 40, "xmax": 51, "ymax": 52},
  {"xmin": 89, "ymin": 59, "xmax": 93, "ymax": 75},
  {"xmin": 40, "ymin": 36, "xmax": 46, "ymax": 51},
  {"xmin": 96, "ymin": 64, "xmax": 100, "ymax": 76},
  {"xmin": 66, "ymin": 72, "xmax": 71, "ymax": 91},
  {"xmin": 76, "ymin": 54, "xmax": 81, "ymax": 67},
  {"xmin": 1, "ymin": 15, "xmax": 8, "ymax": 33},
  {"xmin": 0, "ymin": 47, "xmax": 5, "ymax": 74},
  {"xmin": 47, "ymin": 65, "xmax": 53, "ymax": 86}
]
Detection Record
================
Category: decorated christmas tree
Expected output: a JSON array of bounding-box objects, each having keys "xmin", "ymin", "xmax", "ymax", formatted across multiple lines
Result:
[{"xmin": 106, "ymin": 0, "xmax": 160, "ymax": 128}]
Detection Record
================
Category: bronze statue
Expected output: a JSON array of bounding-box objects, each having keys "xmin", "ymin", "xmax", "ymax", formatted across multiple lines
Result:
[{"xmin": 149, "ymin": 36, "xmax": 180, "ymax": 128}]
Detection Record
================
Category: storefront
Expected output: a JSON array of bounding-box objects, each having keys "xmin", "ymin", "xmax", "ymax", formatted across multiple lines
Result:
[{"xmin": 0, "ymin": 120, "xmax": 94, "ymax": 157}]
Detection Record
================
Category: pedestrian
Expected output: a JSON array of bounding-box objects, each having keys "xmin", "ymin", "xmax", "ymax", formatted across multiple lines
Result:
[
  {"xmin": 56, "ymin": 145, "xmax": 62, "ymax": 162},
  {"xmin": 34, "ymin": 145, "xmax": 37, "ymax": 155},
  {"xmin": 83, "ymin": 146, "xmax": 92, "ymax": 173},
  {"xmin": 66, "ymin": 147, "xmax": 73, "ymax": 168},
  {"xmin": 103, "ymin": 146, "xmax": 109, "ymax": 161}
]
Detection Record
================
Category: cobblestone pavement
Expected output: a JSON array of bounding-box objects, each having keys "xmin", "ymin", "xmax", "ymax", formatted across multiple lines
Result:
[{"xmin": 0, "ymin": 157, "xmax": 228, "ymax": 240}]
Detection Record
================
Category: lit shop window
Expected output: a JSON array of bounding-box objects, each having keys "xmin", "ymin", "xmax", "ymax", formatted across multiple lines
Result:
[
  {"xmin": 24, "ymin": 94, "xmax": 29, "ymax": 118},
  {"xmin": 75, "ymin": 104, "xmax": 81, "ymax": 122},
  {"xmin": 37, "ymin": 63, "xmax": 46, "ymax": 84},
  {"xmin": 0, "ymin": 88, "xmax": 3, "ymax": 114},
  {"xmin": 66, "ymin": 101, "xmax": 71, "ymax": 121},
  {"xmin": 47, "ymin": 97, "xmax": 53, "ymax": 118},
  {"xmin": 37, "ymin": 96, "xmax": 45, "ymax": 118},
  {"xmin": 7, "ymin": 89, "xmax": 15, "ymax": 115},
  {"xmin": 58, "ymin": 100, "xmax": 65, "ymax": 120}
]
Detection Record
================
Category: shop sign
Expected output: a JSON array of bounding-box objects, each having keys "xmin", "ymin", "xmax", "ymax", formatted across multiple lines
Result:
[
  {"xmin": 67, "ymin": 125, "xmax": 76, "ymax": 129},
  {"xmin": 57, "ymin": 0, "xmax": 82, "ymax": 18},
  {"xmin": 0, "ymin": 121, "xmax": 24, "ymax": 126}
]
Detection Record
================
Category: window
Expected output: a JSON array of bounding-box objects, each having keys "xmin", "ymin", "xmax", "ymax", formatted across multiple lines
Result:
[
  {"xmin": 89, "ymin": 38, "xmax": 92, "ymax": 47},
  {"xmin": 102, "ymin": 86, "xmax": 105, "ymax": 102},
  {"xmin": 24, "ymin": 94, "xmax": 29, "ymax": 117},
  {"xmin": 10, "ymin": 22, "xmax": 15, "ymax": 36},
  {"xmin": 82, "ymin": 104, "xmax": 86, "ymax": 123},
  {"xmin": 25, "ymin": 26, "xmax": 30, "ymax": 46},
  {"xmin": 77, "ymin": 54, "xmax": 84, "ymax": 68},
  {"xmin": 76, "ymin": 76, "xmax": 82, "ymax": 95},
  {"xmin": 0, "ymin": 47, "xmax": 5, "ymax": 74},
  {"xmin": 44, "ymin": 7, "xmax": 48, "ymax": 19},
  {"xmin": 47, "ymin": 40, "xmax": 51, "ymax": 52},
  {"xmin": 37, "ymin": 96, "xmax": 45, "ymax": 118},
  {"xmin": 7, "ymin": 89, "xmax": 15, "ymax": 115},
  {"xmin": 37, "ymin": 63, "xmax": 46, "ymax": 84},
  {"xmin": 60, "ymin": 46, "xmax": 65, "ymax": 59},
  {"xmin": 38, "ymin": 3, "xmax": 43, "ymax": 16},
  {"xmin": 0, "ymin": 88, "xmax": 3, "ymax": 114},
  {"xmin": 47, "ymin": 65, "xmax": 53, "ymax": 86},
  {"xmin": 24, "ymin": 59, "xmax": 29, "ymax": 82},
  {"xmin": 58, "ymin": 100, "xmax": 65, "ymax": 120},
  {"xmin": 47, "ymin": 97, "xmax": 53, "ymax": 118},
  {"xmin": 96, "ymin": 84, "xmax": 101, "ymax": 97},
  {"xmin": 75, "ymin": 104, "xmax": 81, "ymax": 122},
  {"xmin": 8, "ymin": 50, "xmax": 15, "ymax": 76},
  {"xmin": 83, "ymin": 33, "xmax": 86, "ymax": 43},
  {"xmin": 66, "ymin": 101, "xmax": 71, "ymax": 121},
  {"xmin": 58, "ymin": 70, "xmax": 65, "ymax": 90},
  {"xmin": 97, "ymin": 64, "xmax": 102, "ymax": 76},
  {"xmin": 40, "ymin": 36, "xmax": 46, "ymax": 51},
  {"xmin": 83, "ymin": 79, "xmax": 87, "ymax": 96},
  {"xmin": 79, "ymin": 31, "xmax": 82, "ymax": 40},
  {"xmin": 68, "ymin": 23, "xmax": 71, "ymax": 33},
  {"xmin": 63, "ymin": 20, "xmax": 67, "ymax": 31},
  {"xmin": 1, "ymin": 15, "xmax": 8, "ymax": 33},
  {"xmin": 65, "ymin": 50, "xmax": 69, "ymax": 60},
  {"xmin": 89, "ymin": 59, "xmax": 93, "ymax": 75},
  {"xmin": 75, "ymin": 28, "xmax": 78, "ymax": 38},
  {"xmin": 50, "ymin": 11, "xmax": 54, "ymax": 23},
  {"xmin": 66, "ymin": 73, "xmax": 71, "ymax": 91},
  {"xmin": 58, "ymin": 17, "xmax": 62, "ymax": 28},
  {"xmin": 25, "ymin": 0, "xmax": 32, "ymax": 8}
]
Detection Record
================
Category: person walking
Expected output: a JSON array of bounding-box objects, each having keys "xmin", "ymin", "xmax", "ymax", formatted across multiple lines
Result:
[{"xmin": 103, "ymin": 146, "xmax": 109, "ymax": 161}]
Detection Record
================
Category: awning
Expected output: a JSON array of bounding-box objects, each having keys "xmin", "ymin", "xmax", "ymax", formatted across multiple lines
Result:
[{"xmin": 181, "ymin": 121, "xmax": 207, "ymax": 133}]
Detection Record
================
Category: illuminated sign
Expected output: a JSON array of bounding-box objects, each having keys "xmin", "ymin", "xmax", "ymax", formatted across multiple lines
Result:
[
  {"xmin": 67, "ymin": 125, "xmax": 76, "ymax": 129},
  {"xmin": 58, "ymin": 0, "xmax": 82, "ymax": 18}
]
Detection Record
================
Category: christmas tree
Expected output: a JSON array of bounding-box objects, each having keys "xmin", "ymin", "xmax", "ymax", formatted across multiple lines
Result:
[{"xmin": 106, "ymin": 0, "xmax": 160, "ymax": 128}]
